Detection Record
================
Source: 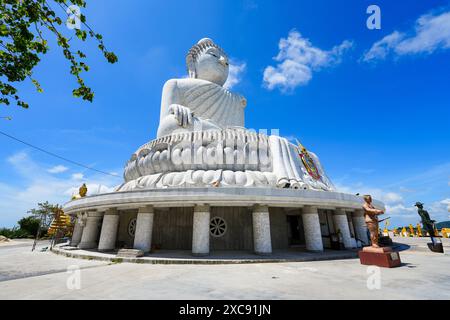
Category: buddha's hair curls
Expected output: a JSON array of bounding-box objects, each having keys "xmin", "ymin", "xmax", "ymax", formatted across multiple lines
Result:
[{"xmin": 186, "ymin": 38, "xmax": 227, "ymax": 78}]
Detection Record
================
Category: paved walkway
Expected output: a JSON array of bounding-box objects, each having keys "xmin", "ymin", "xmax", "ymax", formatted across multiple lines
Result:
[
  {"xmin": 52, "ymin": 245, "xmax": 360, "ymax": 264},
  {"xmin": 0, "ymin": 239, "xmax": 449, "ymax": 299},
  {"xmin": 0, "ymin": 240, "xmax": 107, "ymax": 283}
]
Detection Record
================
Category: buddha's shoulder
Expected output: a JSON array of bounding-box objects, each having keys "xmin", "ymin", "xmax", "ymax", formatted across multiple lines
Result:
[
  {"xmin": 167, "ymin": 78, "xmax": 217, "ymax": 89},
  {"xmin": 165, "ymin": 78, "xmax": 234, "ymax": 92},
  {"xmin": 164, "ymin": 78, "xmax": 246, "ymax": 106}
]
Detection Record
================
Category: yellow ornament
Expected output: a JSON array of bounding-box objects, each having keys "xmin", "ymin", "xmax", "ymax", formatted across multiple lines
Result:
[
  {"xmin": 416, "ymin": 223, "xmax": 422, "ymax": 237},
  {"xmin": 401, "ymin": 227, "xmax": 407, "ymax": 237},
  {"xmin": 409, "ymin": 224, "xmax": 415, "ymax": 237}
]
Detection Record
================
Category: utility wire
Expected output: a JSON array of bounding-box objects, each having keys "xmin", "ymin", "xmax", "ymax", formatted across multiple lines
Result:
[{"xmin": 0, "ymin": 130, "xmax": 120, "ymax": 178}]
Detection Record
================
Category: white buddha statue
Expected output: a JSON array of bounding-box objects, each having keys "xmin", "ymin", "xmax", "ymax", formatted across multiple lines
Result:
[
  {"xmin": 119, "ymin": 38, "xmax": 335, "ymax": 192},
  {"xmin": 157, "ymin": 38, "xmax": 246, "ymax": 138}
]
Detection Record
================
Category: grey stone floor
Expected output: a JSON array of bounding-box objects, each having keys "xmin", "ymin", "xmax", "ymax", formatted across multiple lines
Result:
[
  {"xmin": 0, "ymin": 239, "xmax": 449, "ymax": 300},
  {"xmin": 52, "ymin": 245, "xmax": 360, "ymax": 264},
  {"xmin": 0, "ymin": 240, "xmax": 108, "ymax": 282}
]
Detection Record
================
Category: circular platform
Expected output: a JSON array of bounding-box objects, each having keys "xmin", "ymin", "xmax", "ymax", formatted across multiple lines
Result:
[
  {"xmin": 51, "ymin": 245, "xmax": 359, "ymax": 265},
  {"xmin": 63, "ymin": 187, "xmax": 384, "ymax": 214}
]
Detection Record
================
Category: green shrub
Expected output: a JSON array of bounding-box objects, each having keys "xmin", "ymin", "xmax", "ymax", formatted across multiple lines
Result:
[
  {"xmin": 18, "ymin": 216, "xmax": 41, "ymax": 236},
  {"xmin": 0, "ymin": 227, "xmax": 15, "ymax": 238},
  {"xmin": 0, "ymin": 227, "xmax": 30, "ymax": 239}
]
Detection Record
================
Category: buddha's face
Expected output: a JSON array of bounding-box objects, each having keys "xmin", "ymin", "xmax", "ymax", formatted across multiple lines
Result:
[{"xmin": 195, "ymin": 47, "xmax": 229, "ymax": 86}]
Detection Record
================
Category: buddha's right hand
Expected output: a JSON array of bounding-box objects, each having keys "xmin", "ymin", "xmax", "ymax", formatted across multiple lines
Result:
[{"xmin": 168, "ymin": 104, "xmax": 193, "ymax": 127}]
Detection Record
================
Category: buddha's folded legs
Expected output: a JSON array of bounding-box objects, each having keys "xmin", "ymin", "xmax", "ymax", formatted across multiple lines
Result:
[
  {"xmin": 269, "ymin": 135, "xmax": 309, "ymax": 189},
  {"xmin": 269, "ymin": 135, "xmax": 290, "ymax": 188},
  {"xmin": 157, "ymin": 114, "xmax": 221, "ymax": 138}
]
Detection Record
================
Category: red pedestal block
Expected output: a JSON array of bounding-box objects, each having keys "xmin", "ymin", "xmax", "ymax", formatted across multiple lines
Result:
[{"xmin": 358, "ymin": 247, "xmax": 401, "ymax": 268}]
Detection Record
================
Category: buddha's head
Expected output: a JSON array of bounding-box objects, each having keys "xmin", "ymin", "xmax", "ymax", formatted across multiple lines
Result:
[{"xmin": 186, "ymin": 38, "xmax": 229, "ymax": 86}]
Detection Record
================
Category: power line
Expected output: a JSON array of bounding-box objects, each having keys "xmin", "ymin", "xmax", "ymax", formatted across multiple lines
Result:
[{"xmin": 0, "ymin": 130, "xmax": 121, "ymax": 178}]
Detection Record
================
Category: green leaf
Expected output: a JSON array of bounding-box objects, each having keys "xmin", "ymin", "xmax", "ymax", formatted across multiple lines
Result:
[
  {"xmin": 0, "ymin": 24, "xmax": 8, "ymax": 36},
  {"xmin": 75, "ymin": 29, "xmax": 87, "ymax": 41},
  {"xmin": 104, "ymin": 51, "xmax": 118, "ymax": 63},
  {"xmin": 0, "ymin": 0, "xmax": 118, "ymax": 110}
]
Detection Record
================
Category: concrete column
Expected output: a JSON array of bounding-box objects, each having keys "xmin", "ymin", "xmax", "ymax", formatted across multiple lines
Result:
[
  {"xmin": 302, "ymin": 206, "xmax": 324, "ymax": 252},
  {"xmin": 352, "ymin": 210, "xmax": 369, "ymax": 245},
  {"xmin": 133, "ymin": 206, "xmax": 154, "ymax": 253},
  {"xmin": 98, "ymin": 208, "xmax": 119, "ymax": 251},
  {"xmin": 192, "ymin": 205, "xmax": 210, "ymax": 256},
  {"xmin": 252, "ymin": 205, "xmax": 272, "ymax": 255},
  {"xmin": 348, "ymin": 217, "xmax": 356, "ymax": 238},
  {"xmin": 70, "ymin": 214, "xmax": 84, "ymax": 246},
  {"xmin": 333, "ymin": 209, "xmax": 354, "ymax": 249},
  {"xmin": 78, "ymin": 212, "xmax": 103, "ymax": 249}
]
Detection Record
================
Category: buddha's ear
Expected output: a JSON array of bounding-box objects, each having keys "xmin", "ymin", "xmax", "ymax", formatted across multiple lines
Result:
[
  {"xmin": 188, "ymin": 69, "xmax": 196, "ymax": 78},
  {"xmin": 186, "ymin": 56, "xmax": 197, "ymax": 78}
]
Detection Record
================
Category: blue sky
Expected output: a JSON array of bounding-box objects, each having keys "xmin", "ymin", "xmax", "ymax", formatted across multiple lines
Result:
[{"xmin": 0, "ymin": 0, "xmax": 449, "ymax": 228}]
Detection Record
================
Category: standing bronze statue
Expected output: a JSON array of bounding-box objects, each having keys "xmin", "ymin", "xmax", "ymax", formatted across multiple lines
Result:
[
  {"xmin": 358, "ymin": 195, "xmax": 401, "ymax": 268},
  {"xmin": 415, "ymin": 202, "xmax": 436, "ymax": 244},
  {"xmin": 363, "ymin": 195, "xmax": 384, "ymax": 248}
]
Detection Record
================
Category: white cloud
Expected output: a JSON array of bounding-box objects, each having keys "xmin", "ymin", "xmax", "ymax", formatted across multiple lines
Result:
[
  {"xmin": 385, "ymin": 203, "xmax": 416, "ymax": 216},
  {"xmin": 71, "ymin": 173, "xmax": 84, "ymax": 180},
  {"xmin": 362, "ymin": 31, "xmax": 404, "ymax": 62},
  {"xmin": 335, "ymin": 182, "xmax": 416, "ymax": 220},
  {"xmin": 47, "ymin": 165, "xmax": 69, "ymax": 174},
  {"xmin": 381, "ymin": 192, "xmax": 404, "ymax": 204},
  {"xmin": 7, "ymin": 151, "xmax": 28, "ymax": 165},
  {"xmin": 443, "ymin": 199, "xmax": 450, "ymax": 217},
  {"xmin": 363, "ymin": 10, "xmax": 450, "ymax": 62},
  {"xmin": 425, "ymin": 199, "xmax": 450, "ymax": 222},
  {"xmin": 224, "ymin": 60, "xmax": 246, "ymax": 90},
  {"xmin": 0, "ymin": 151, "xmax": 119, "ymax": 227},
  {"xmin": 333, "ymin": 161, "xmax": 450, "ymax": 226},
  {"xmin": 432, "ymin": 198, "xmax": 450, "ymax": 213},
  {"xmin": 335, "ymin": 183, "xmax": 403, "ymax": 206},
  {"xmin": 263, "ymin": 30, "xmax": 353, "ymax": 92},
  {"xmin": 335, "ymin": 181, "xmax": 450, "ymax": 226}
]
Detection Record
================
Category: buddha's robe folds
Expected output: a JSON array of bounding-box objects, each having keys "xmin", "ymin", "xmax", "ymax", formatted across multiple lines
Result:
[
  {"xmin": 269, "ymin": 136, "xmax": 335, "ymax": 191},
  {"xmin": 157, "ymin": 79, "xmax": 246, "ymax": 137},
  {"xmin": 182, "ymin": 81, "xmax": 245, "ymax": 129}
]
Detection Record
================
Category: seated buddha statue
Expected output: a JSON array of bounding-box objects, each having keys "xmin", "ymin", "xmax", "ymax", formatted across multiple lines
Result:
[
  {"xmin": 119, "ymin": 38, "xmax": 336, "ymax": 192},
  {"xmin": 157, "ymin": 38, "xmax": 247, "ymax": 138}
]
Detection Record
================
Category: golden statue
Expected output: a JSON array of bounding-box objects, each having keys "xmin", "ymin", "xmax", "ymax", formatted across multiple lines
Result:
[
  {"xmin": 409, "ymin": 224, "xmax": 415, "ymax": 237},
  {"xmin": 79, "ymin": 183, "xmax": 88, "ymax": 197},
  {"xmin": 71, "ymin": 183, "xmax": 88, "ymax": 200},
  {"xmin": 401, "ymin": 227, "xmax": 407, "ymax": 237},
  {"xmin": 416, "ymin": 223, "xmax": 423, "ymax": 237}
]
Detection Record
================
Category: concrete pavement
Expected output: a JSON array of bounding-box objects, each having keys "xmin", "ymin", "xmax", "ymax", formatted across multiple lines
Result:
[{"xmin": 0, "ymin": 239, "xmax": 448, "ymax": 299}]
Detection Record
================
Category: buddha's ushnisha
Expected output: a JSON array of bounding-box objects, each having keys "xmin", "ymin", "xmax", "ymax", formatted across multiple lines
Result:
[{"xmin": 157, "ymin": 38, "xmax": 246, "ymax": 138}]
